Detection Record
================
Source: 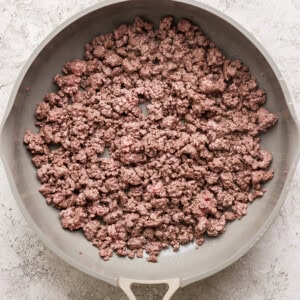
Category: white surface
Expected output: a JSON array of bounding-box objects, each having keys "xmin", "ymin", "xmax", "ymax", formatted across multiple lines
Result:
[{"xmin": 0, "ymin": 0, "xmax": 300, "ymax": 299}]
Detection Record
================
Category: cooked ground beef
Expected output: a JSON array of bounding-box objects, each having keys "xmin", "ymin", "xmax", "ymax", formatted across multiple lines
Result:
[{"xmin": 24, "ymin": 16, "xmax": 277, "ymax": 262}]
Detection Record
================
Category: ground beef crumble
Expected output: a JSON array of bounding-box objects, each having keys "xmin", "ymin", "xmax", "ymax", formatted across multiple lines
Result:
[{"xmin": 24, "ymin": 17, "xmax": 277, "ymax": 262}]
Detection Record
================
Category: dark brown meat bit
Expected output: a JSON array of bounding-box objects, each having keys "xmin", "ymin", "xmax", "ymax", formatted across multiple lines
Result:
[{"xmin": 24, "ymin": 16, "xmax": 277, "ymax": 263}]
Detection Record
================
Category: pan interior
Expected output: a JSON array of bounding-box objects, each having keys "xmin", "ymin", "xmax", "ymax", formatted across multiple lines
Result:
[{"xmin": 1, "ymin": 0, "xmax": 298, "ymax": 287}]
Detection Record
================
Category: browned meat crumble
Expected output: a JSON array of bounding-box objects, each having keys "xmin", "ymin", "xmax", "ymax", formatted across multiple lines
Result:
[{"xmin": 24, "ymin": 17, "xmax": 277, "ymax": 262}]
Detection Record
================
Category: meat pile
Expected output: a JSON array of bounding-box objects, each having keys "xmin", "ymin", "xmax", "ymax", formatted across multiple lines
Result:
[{"xmin": 24, "ymin": 17, "xmax": 277, "ymax": 262}]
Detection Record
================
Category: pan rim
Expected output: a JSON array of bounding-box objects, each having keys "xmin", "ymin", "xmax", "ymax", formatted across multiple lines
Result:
[{"xmin": 0, "ymin": 0, "xmax": 299, "ymax": 287}]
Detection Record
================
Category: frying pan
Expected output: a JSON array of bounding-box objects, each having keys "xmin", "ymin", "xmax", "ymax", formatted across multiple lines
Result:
[{"xmin": 0, "ymin": 0, "xmax": 299, "ymax": 299}]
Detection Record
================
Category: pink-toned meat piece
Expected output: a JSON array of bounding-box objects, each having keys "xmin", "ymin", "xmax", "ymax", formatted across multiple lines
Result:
[{"xmin": 24, "ymin": 16, "xmax": 277, "ymax": 263}]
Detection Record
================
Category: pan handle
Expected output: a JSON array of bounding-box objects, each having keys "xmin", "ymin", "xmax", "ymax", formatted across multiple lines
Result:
[{"xmin": 118, "ymin": 277, "xmax": 180, "ymax": 300}]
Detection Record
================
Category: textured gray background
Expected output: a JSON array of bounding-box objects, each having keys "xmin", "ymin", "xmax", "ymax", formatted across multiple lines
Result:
[{"xmin": 0, "ymin": 0, "xmax": 300, "ymax": 299}]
